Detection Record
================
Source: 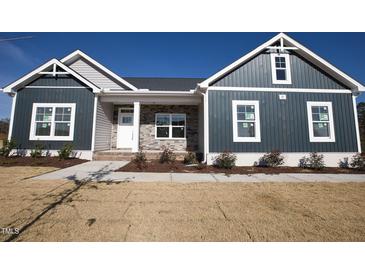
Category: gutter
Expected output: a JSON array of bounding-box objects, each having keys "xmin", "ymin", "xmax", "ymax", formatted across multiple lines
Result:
[{"xmin": 100, "ymin": 88, "xmax": 197, "ymax": 95}]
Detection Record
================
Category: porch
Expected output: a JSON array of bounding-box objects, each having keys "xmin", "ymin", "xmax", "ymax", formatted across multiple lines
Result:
[{"xmin": 92, "ymin": 91, "xmax": 203, "ymax": 159}]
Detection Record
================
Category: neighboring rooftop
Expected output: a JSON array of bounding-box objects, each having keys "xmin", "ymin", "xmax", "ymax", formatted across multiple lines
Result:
[{"xmin": 123, "ymin": 77, "xmax": 206, "ymax": 91}]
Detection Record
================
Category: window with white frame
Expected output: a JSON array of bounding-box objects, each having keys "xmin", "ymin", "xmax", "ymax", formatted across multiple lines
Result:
[
  {"xmin": 29, "ymin": 103, "xmax": 76, "ymax": 141},
  {"xmin": 232, "ymin": 100, "xmax": 261, "ymax": 142},
  {"xmin": 307, "ymin": 101, "xmax": 335, "ymax": 142},
  {"xmin": 155, "ymin": 113, "xmax": 186, "ymax": 139},
  {"xmin": 270, "ymin": 53, "xmax": 292, "ymax": 84}
]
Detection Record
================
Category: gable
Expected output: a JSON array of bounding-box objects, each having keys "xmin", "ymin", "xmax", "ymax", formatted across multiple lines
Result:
[
  {"xmin": 2, "ymin": 58, "xmax": 99, "ymax": 94},
  {"xmin": 68, "ymin": 57, "xmax": 131, "ymax": 90},
  {"xmin": 212, "ymin": 51, "xmax": 349, "ymax": 89},
  {"xmin": 199, "ymin": 33, "xmax": 365, "ymax": 92}
]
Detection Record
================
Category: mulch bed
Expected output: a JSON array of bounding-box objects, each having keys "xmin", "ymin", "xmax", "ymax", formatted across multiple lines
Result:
[
  {"xmin": 0, "ymin": 156, "xmax": 88, "ymax": 169},
  {"xmin": 117, "ymin": 160, "xmax": 365, "ymax": 174}
]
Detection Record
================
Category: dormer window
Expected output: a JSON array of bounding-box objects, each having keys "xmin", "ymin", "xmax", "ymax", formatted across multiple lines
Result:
[{"xmin": 270, "ymin": 53, "xmax": 292, "ymax": 84}]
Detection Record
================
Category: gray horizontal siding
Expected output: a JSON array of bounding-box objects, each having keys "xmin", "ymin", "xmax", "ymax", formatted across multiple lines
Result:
[
  {"xmin": 69, "ymin": 58, "xmax": 128, "ymax": 89},
  {"xmin": 94, "ymin": 100, "xmax": 113, "ymax": 151},
  {"xmin": 11, "ymin": 74, "xmax": 95, "ymax": 150},
  {"xmin": 212, "ymin": 52, "xmax": 348, "ymax": 89},
  {"xmin": 208, "ymin": 90, "xmax": 358, "ymax": 153}
]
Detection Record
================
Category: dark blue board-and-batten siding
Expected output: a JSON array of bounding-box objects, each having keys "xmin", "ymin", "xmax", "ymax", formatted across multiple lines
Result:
[
  {"xmin": 11, "ymin": 74, "xmax": 95, "ymax": 150},
  {"xmin": 208, "ymin": 90, "xmax": 358, "ymax": 153},
  {"xmin": 212, "ymin": 52, "xmax": 348, "ymax": 90}
]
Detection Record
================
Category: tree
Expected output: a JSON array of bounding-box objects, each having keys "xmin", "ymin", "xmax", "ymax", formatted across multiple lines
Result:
[{"xmin": 357, "ymin": 102, "xmax": 365, "ymax": 152}]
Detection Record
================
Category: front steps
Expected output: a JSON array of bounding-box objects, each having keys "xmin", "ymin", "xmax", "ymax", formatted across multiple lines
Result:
[{"xmin": 93, "ymin": 150, "xmax": 189, "ymax": 161}]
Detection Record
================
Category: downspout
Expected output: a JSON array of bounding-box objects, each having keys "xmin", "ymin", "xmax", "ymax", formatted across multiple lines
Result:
[
  {"xmin": 7, "ymin": 92, "xmax": 17, "ymax": 141},
  {"xmin": 198, "ymin": 85, "xmax": 209, "ymax": 164},
  {"xmin": 352, "ymin": 91, "xmax": 362, "ymax": 153},
  {"xmin": 91, "ymin": 94, "xmax": 98, "ymax": 154}
]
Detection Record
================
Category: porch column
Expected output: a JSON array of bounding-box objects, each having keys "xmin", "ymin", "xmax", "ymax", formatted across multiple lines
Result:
[{"xmin": 132, "ymin": 101, "xmax": 140, "ymax": 152}]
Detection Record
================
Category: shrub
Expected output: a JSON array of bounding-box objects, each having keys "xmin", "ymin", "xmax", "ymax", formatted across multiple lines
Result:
[
  {"xmin": 0, "ymin": 139, "xmax": 16, "ymax": 157},
  {"xmin": 30, "ymin": 144, "xmax": 44, "ymax": 158},
  {"xmin": 196, "ymin": 163, "xmax": 206, "ymax": 170},
  {"xmin": 298, "ymin": 156, "xmax": 310, "ymax": 168},
  {"xmin": 255, "ymin": 150, "xmax": 284, "ymax": 167},
  {"xmin": 350, "ymin": 153, "xmax": 365, "ymax": 170},
  {"xmin": 159, "ymin": 147, "xmax": 176, "ymax": 164},
  {"xmin": 299, "ymin": 152, "xmax": 325, "ymax": 170},
  {"xmin": 58, "ymin": 144, "xmax": 74, "ymax": 160},
  {"xmin": 338, "ymin": 157, "xmax": 350, "ymax": 169},
  {"xmin": 133, "ymin": 151, "xmax": 147, "ymax": 169},
  {"xmin": 183, "ymin": 152, "xmax": 198, "ymax": 165},
  {"xmin": 213, "ymin": 151, "xmax": 237, "ymax": 169}
]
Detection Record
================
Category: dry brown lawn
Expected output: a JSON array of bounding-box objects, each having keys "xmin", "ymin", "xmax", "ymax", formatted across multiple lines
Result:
[{"xmin": 1, "ymin": 166, "xmax": 365, "ymax": 241}]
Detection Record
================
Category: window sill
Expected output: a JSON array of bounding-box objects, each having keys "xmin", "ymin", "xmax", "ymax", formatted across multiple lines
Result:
[
  {"xmin": 272, "ymin": 80, "xmax": 292, "ymax": 85},
  {"xmin": 29, "ymin": 136, "xmax": 74, "ymax": 141},
  {"xmin": 233, "ymin": 137, "xmax": 261, "ymax": 143},
  {"xmin": 155, "ymin": 137, "xmax": 186, "ymax": 140},
  {"xmin": 309, "ymin": 138, "xmax": 336, "ymax": 143}
]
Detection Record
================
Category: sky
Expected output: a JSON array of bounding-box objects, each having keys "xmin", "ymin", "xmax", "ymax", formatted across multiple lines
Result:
[{"xmin": 0, "ymin": 32, "xmax": 364, "ymax": 119}]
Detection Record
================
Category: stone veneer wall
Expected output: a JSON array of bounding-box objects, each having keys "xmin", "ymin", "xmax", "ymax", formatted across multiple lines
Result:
[
  {"xmin": 139, "ymin": 105, "xmax": 199, "ymax": 151},
  {"xmin": 111, "ymin": 104, "xmax": 199, "ymax": 151}
]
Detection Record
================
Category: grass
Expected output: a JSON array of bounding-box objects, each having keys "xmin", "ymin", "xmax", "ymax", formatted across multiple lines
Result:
[{"xmin": 1, "ymin": 166, "xmax": 365, "ymax": 241}]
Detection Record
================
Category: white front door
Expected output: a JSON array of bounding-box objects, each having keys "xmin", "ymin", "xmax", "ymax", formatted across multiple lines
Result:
[{"xmin": 117, "ymin": 111, "xmax": 134, "ymax": 149}]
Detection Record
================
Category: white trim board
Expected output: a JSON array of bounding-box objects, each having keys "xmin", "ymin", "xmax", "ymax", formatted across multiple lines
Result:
[
  {"xmin": 132, "ymin": 102, "xmax": 141, "ymax": 152},
  {"xmin": 270, "ymin": 52, "xmax": 292, "ymax": 85},
  {"xmin": 29, "ymin": 103, "xmax": 76, "ymax": 141},
  {"xmin": 232, "ymin": 100, "xmax": 261, "ymax": 143},
  {"xmin": 207, "ymin": 86, "xmax": 352, "ymax": 93},
  {"xmin": 91, "ymin": 96, "xmax": 98, "ymax": 152},
  {"xmin": 7, "ymin": 93, "xmax": 17, "ymax": 140},
  {"xmin": 155, "ymin": 113, "xmax": 187, "ymax": 140},
  {"xmin": 100, "ymin": 95, "xmax": 201, "ymax": 105},
  {"xmin": 61, "ymin": 50, "xmax": 138, "ymax": 91},
  {"xmin": 352, "ymin": 95, "xmax": 362, "ymax": 152},
  {"xmin": 203, "ymin": 90, "xmax": 209, "ymax": 163},
  {"xmin": 306, "ymin": 101, "xmax": 336, "ymax": 143},
  {"xmin": 199, "ymin": 33, "xmax": 365, "ymax": 92},
  {"xmin": 2, "ymin": 59, "xmax": 100, "ymax": 94}
]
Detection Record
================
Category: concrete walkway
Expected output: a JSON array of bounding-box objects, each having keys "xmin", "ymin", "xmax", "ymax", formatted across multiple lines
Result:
[
  {"xmin": 33, "ymin": 161, "xmax": 365, "ymax": 183},
  {"xmin": 35, "ymin": 161, "xmax": 129, "ymax": 181}
]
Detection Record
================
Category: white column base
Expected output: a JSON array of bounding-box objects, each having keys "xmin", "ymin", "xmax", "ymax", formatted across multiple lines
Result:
[{"xmin": 132, "ymin": 101, "xmax": 140, "ymax": 153}]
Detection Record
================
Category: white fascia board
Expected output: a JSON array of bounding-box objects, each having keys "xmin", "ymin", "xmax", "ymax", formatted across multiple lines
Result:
[
  {"xmin": 100, "ymin": 89, "xmax": 196, "ymax": 95},
  {"xmin": 100, "ymin": 95, "xmax": 201, "ymax": 105},
  {"xmin": 199, "ymin": 32, "xmax": 365, "ymax": 92},
  {"xmin": 2, "ymin": 59, "xmax": 100, "ymax": 94},
  {"xmin": 61, "ymin": 50, "xmax": 138, "ymax": 91}
]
